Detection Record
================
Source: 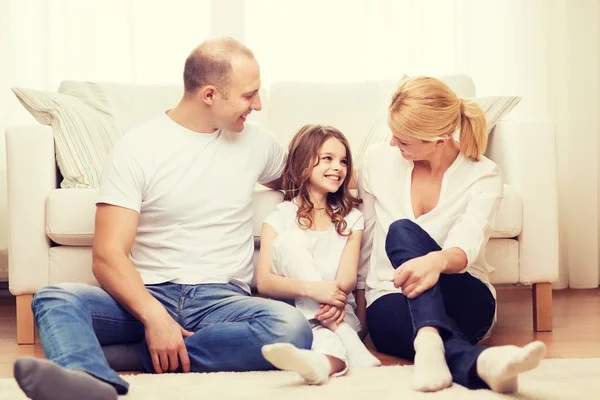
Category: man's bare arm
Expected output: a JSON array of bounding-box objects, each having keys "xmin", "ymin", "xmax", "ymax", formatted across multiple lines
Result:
[
  {"xmin": 92, "ymin": 204, "xmax": 192, "ymax": 374},
  {"xmin": 92, "ymin": 204, "xmax": 159, "ymax": 321}
]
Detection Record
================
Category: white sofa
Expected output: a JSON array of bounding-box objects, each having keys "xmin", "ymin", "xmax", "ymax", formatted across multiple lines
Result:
[{"xmin": 6, "ymin": 75, "xmax": 559, "ymax": 344}]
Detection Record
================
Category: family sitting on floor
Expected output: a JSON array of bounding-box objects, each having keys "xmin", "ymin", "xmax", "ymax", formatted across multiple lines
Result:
[{"xmin": 13, "ymin": 37, "xmax": 546, "ymax": 400}]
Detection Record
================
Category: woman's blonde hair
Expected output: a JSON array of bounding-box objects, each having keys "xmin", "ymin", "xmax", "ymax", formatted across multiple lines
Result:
[
  {"xmin": 281, "ymin": 124, "xmax": 362, "ymax": 236},
  {"xmin": 388, "ymin": 76, "xmax": 487, "ymax": 161}
]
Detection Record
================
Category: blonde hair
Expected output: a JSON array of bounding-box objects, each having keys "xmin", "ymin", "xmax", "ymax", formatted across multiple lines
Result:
[{"xmin": 388, "ymin": 76, "xmax": 487, "ymax": 161}]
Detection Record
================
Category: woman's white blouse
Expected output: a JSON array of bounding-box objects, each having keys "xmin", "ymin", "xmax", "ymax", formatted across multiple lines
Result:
[{"xmin": 357, "ymin": 142, "xmax": 504, "ymax": 307}]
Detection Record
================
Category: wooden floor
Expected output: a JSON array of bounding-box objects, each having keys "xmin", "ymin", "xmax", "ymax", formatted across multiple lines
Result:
[{"xmin": 1, "ymin": 287, "xmax": 599, "ymax": 378}]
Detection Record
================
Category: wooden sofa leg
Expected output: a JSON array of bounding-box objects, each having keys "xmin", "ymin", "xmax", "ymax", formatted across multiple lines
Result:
[
  {"xmin": 532, "ymin": 283, "xmax": 552, "ymax": 332},
  {"xmin": 16, "ymin": 294, "xmax": 35, "ymax": 344}
]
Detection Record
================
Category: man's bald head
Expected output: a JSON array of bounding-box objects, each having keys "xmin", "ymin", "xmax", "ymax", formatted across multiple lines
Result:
[{"xmin": 183, "ymin": 37, "xmax": 255, "ymax": 98}]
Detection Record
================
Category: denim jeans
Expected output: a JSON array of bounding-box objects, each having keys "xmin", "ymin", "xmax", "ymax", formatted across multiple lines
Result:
[
  {"xmin": 32, "ymin": 282, "xmax": 313, "ymax": 395},
  {"xmin": 367, "ymin": 219, "xmax": 496, "ymax": 390}
]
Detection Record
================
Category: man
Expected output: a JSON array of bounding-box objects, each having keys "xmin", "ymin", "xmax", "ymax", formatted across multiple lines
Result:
[{"xmin": 14, "ymin": 37, "xmax": 313, "ymax": 400}]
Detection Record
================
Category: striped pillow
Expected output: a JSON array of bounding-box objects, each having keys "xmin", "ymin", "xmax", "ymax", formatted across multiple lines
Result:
[
  {"xmin": 474, "ymin": 96, "xmax": 522, "ymax": 134},
  {"xmin": 12, "ymin": 84, "xmax": 123, "ymax": 188}
]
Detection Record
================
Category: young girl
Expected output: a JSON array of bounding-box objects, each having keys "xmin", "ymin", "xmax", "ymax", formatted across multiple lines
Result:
[{"xmin": 257, "ymin": 124, "xmax": 381, "ymax": 385}]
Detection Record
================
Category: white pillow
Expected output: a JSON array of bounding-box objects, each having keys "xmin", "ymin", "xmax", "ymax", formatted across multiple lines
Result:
[
  {"xmin": 12, "ymin": 83, "xmax": 123, "ymax": 188},
  {"xmin": 353, "ymin": 75, "xmax": 408, "ymax": 170}
]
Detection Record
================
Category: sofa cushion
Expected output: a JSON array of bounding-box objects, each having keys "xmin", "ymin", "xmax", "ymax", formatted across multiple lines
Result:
[
  {"xmin": 46, "ymin": 183, "xmax": 522, "ymax": 247},
  {"xmin": 12, "ymin": 84, "xmax": 123, "ymax": 188},
  {"xmin": 47, "ymin": 238, "xmax": 519, "ymax": 289},
  {"xmin": 46, "ymin": 188, "xmax": 98, "ymax": 246},
  {"xmin": 46, "ymin": 185, "xmax": 285, "ymax": 247},
  {"xmin": 492, "ymin": 184, "xmax": 523, "ymax": 238}
]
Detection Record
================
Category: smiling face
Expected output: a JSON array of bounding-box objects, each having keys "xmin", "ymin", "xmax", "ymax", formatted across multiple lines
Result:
[
  {"xmin": 308, "ymin": 137, "xmax": 348, "ymax": 196},
  {"xmin": 210, "ymin": 55, "xmax": 262, "ymax": 132},
  {"xmin": 388, "ymin": 124, "xmax": 440, "ymax": 161}
]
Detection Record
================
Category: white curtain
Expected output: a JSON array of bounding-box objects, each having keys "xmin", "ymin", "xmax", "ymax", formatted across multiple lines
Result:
[
  {"xmin": 246, "ymin": 0, "xmax": 527, "ymax": 96},
  {"xmin": 1, "ymin": 0, "xmax": 599, "ymax": 288},
  {"xmin": 0, "ymin": 0, "xmax": 211, "ymax": 130}
]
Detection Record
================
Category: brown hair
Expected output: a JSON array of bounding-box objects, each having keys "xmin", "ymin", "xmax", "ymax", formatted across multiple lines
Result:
[
  {"xmin": 282, "ymin": 124, "xmax": 362, "ymax": 236},
  {"xmin": 388, "ymin": 76, "xmax": 488, "ymax": 161},
  {"xmin": 183, "ymin": 37, "xmax": 255, "ymax": 98}
]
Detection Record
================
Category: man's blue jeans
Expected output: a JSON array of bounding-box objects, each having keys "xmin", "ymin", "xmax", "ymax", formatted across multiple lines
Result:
[
  {"xmin": 32, "ymin": 282, "xmax": 313, "ymax": 395},
  {"xmin": 367, "ymin": 219, "xmax": 496, "ymax": 390}
]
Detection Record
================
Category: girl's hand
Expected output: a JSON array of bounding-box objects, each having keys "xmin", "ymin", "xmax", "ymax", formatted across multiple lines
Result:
[
  {"xmin": 315, "ymin": 304, "xmax": 345, "ymax": 329},
  {"xmin": 392, "ymin": 252, "xmax": 447, "ymax": 299},
  {"xmin": 307, "ymin": 281, "xmax": 347, "ymax": 307}
]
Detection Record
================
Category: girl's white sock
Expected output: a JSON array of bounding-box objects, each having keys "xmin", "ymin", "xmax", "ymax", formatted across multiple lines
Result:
[
  {"xmin": 334, "ymin": 323, "xmax": 381, "ymax": 367},
  {"xmin": 262, "ymin": 343, "xmax": 330, "ymax": 385}
]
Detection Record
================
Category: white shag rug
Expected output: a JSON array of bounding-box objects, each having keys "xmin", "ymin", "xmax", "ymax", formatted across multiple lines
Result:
[{"xmin": 1, "ymin": 358, "xmax": 599, "ymax": 400}]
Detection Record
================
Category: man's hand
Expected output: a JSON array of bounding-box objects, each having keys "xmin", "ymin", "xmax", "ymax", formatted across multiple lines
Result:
[
  {"xmin": 143, "ymin": 304, "xmax": 193, "ymax": 374},
  {"xmin": 307, "ymin": 281, "xmax": 347, "ymax": 307},
  {"xmin": 315, "ymin": 304, "xmax": 346, "ymax": 329},
  {"xmin": 392, "ymin": 252, "xmax": 447, "ymax": 299}
]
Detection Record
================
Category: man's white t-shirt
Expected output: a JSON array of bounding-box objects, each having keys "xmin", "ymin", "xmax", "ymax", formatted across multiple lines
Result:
[
  {"xmin": 357, "ymin": 142, "xmax": 504, "ymax": 308},
  {"xmin": 96, "ymin": 113, "xmax": 286, "ymax": 293}
]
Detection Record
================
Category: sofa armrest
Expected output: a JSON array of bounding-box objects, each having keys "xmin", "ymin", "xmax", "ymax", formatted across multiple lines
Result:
[
  {"xmin": 486, "ymin": 119, "xmax": 559, "ymax": 284},
  {"xmin": 6, "ymin": 125, "xmax": 57, "ymax": 295}
]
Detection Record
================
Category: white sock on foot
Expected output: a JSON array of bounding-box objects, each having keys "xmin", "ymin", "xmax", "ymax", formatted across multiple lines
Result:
[
  {"xmin": 412, "ymin": 331, "xmax": 452, "ymax": 392},
  {"xmin": 334, "ymin": 323, "xmax": 381, "ymax": 367},
  {"xmin": 262, "ymin": 343, "xmax": 330, "ymax": 385},
  {"xmin": 477, "ymin": 341, "xmax": 546, "ymax": 393}
]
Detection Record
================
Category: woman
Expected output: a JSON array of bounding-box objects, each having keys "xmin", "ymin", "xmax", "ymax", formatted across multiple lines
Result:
[{"xmin": 358, "ymin": 76, "xmax": 545, "ymax": 393}]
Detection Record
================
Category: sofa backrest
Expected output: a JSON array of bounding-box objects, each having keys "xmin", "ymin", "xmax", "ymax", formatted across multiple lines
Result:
[
  {"xmin": 95, "ymin": 75, "xmax": 475, "ymax": 154},
  {"xmin": 267, "ymin": 75, "xmax": 476, "ymax": 156}
]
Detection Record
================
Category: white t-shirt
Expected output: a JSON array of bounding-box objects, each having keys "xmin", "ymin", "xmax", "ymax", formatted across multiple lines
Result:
[
  {"xmin": 264, "ymin": 201, "xmax": 364, "ymax": 307},
  {"xmin": 97, "ymin": 113, "xmax": 286, "ymax": 293},
  {"xmin": 357, "ymin": 142, "xmax": 504, "ymax": 307}
]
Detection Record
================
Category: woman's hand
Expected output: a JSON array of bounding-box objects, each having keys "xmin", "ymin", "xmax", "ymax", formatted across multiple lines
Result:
[
  {"xmin": 307, "ymin": 281, "xmax": 348, "ymax": 307},
  {"xmin": 391, "ymin": 252, "xmax": 448, "ymax": 299}
]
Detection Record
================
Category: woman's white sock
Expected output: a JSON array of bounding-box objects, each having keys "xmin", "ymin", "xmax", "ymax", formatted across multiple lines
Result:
[
  {"xmin": 477, "ymin": 341, "xmax": 546, "ymax": 393},
  {"xmin": 412, "ymin": 331, "xmax": 452, "ymax": 392}
]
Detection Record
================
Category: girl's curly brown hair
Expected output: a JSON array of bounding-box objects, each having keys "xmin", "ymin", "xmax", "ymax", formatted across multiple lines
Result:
[{"xmin": 282, "ymin": 124, "xmax": 362, "ymax": 236}]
